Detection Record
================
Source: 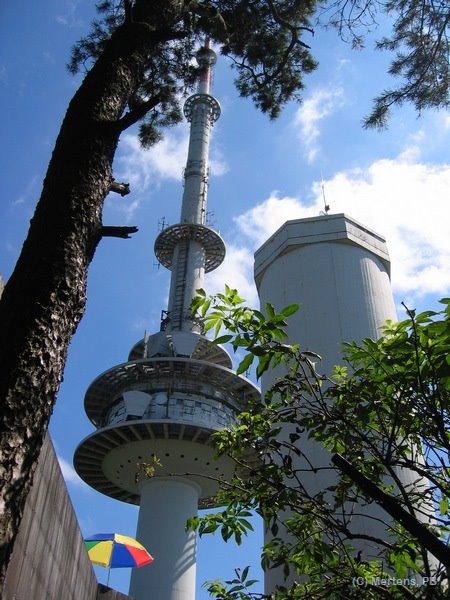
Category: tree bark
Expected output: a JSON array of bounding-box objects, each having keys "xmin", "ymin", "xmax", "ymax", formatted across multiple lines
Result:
[{"xmin": 0, "ymin": 2, "xmax": 185, "ymax": 586}]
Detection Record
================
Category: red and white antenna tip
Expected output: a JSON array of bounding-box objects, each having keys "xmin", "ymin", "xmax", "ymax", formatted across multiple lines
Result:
[{"xmin": 196, "ymin": 43, "xmax": 217, "ymax": 94}]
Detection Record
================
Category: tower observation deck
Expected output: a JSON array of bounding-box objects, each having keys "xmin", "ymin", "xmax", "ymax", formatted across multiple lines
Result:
[{"xmin": 74, "ymin": 43, "xmax": 259, "ymax": 600}]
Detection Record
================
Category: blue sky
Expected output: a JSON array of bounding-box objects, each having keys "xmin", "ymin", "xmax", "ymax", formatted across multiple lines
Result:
[{"xmin": 1, "ymin": 1, "xmax": 450, "ymax": 597}]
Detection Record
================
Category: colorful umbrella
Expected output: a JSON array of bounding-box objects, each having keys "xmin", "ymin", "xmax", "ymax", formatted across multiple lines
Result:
[{"xmin": 84, "ymin": 533, "xmax": 153, "ymax": 585}]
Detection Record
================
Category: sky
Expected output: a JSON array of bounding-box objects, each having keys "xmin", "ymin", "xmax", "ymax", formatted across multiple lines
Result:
[{"xmin": 1, "ymin": 1, "xmax": 450, "ymax": 597}]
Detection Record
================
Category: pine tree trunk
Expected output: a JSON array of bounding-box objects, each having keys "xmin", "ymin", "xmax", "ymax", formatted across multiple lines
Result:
[{"xmin": 0, "ymin": 2, "xmax": 184, "ymax": 586}]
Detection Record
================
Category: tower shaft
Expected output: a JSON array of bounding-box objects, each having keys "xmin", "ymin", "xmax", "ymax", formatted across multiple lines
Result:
[
  {"xmin": 181, "ymin": 91, "xmax": 212, "ymax": 225},
  {"xmin": 129, "ymin": 478, "xmax": 200, "ymax": 600}
]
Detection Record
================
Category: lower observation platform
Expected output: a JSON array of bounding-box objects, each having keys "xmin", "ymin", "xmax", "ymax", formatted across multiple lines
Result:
[
  {"xmin": 74, "ymin": 355, "xmax": 260, "ymax": 508},
  {"xmin": 74, "ymin": 423, "xmax": 236, "ymax": 508}
]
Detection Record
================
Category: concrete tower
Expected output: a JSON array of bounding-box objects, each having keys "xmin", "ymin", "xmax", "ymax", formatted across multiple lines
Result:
[
  {"xmin": 254, "ymin": 213, "xmax": 399, "ymax": 593},
  {"xmin": 74, "ymin": 43, "xmax": 259, "ymax": 600},
  {"xmin": 255, "ymin": 214, "xmax": 398, "ymax": 376}
]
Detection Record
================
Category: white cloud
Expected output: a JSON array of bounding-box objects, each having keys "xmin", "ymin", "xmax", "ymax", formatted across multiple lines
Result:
[
  {"xmin": 115, "ymin": 129, "xmax": 189, "ymax": 192},
  {"xmin": 209, "ymin": 151, "xmax": 229, "ymax": 177},
  {"xmin": 12, "ymin": 175, "xmax": 40, "ymax": 207},
  {"xmin": 317, "ymin": 154, "xmax": 450, "ymax": 299},
  {"xmin": 397, "ymin": 130, "xmax": 425, "ymax": 162},
  {"xmin": 294, "ymin": 86, "xmax": 345, "ymax": 163},
  {"xmin": 111, "ymin": 129, "xmax": 228, "ymax": 220},
  {"xmin": 230, "ymin": 147, "xmax": 450, "ymax": 303},
  {"xmin": 210, "ymin": 195, "xmax": 319, "ymax": 306},
  {"xmin": 57, "ymin": 455, "xmax": 89, "ymax": 489},
  {"xmin": 206, "ymin": 243, "xmax": 258, "ymax": 306},
  {"xmin": 116, "ymin": 129, "xmax": 228, "ymax": 191},
  {"xmin": 55, "ymin": 0, "xmax": 84, "ymax": 28},
  {"xmin": 233, "ymin": 193, "xmax": 310, "ymax": 248}
]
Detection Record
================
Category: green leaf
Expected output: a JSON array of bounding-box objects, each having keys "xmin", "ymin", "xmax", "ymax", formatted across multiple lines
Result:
[
  {"xmin": 280, "ymin": 303, "xmax": 299, "ymax": 317},
  {"xmin": 185, "ymin": 516, "xmax": 199, "ymax": 531},
  {"xmin": 239, "ymin": 519, "xmax": 254, "ymax": 532},
  {"xmin": 236, "ymin": 353, "xmax": 254, "ymax": 375},
  {"xmin": 439, "ymin": 495, "xmax": 449, "ymax": 516},
  {"xmin": 253, "ymin": 310, "xmax": 266, "ymax": 322},
  {"xmin": 214, "ymin": 318, "xmax": 222, "ymax": 337},
  {"xmin": 266, "ymin": 302, "xmax": 275, "ymax": 320},
  {"xmin": 256, "ymin": 353, "xmax": 271, "ymax": 379},
  {"xmin": 215, "ymin": 334, "xmax": 233, "ymax": 345},
  {"xmin": 200, "ymin": 298, "xmax": 211, "ymax": 317},
  {"xmin": 228, "ymin": 584, "xmax": 244, "ymax": 593},
  {"xmin": 202, "ymin": 319, "xmax": 216, "ymax": 334}
]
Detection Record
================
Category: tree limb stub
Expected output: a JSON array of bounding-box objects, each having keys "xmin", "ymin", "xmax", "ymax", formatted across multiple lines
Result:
[
  {"xmin": 109, "ymin": 180, "xmax": 130, "ymax": 196},
  {"xmin": 101, "ymin": 225, "xmax": 138, "ymax": 239}
]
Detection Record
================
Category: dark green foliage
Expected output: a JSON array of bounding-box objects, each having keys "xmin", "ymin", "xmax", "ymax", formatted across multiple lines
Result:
[
  {"xmin": 190, "ymin": 289, "xmax": 450, "ymax": 598},
  {"xmin": 68, "ymin": 0, "xmax": 318, "ymax": 146},
  {"xmin": 69, "ymin": 1, "xmax": 449, "ymax": 135},
  {"xmin": 367, "ymin": 1, "xmax": 450, "ymax": 127},
  {"xmin": 205, "ymin": 567, "xmax": 260, "ymax": 599},
  {"xmin": 318, "ymin": 0, "xmax": 450, "ymax": 127}
]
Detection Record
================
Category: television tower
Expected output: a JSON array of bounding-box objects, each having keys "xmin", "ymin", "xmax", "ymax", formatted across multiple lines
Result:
[{"xmin": 74, "ymin": 42, "xmax": 259, "ymax": 600}]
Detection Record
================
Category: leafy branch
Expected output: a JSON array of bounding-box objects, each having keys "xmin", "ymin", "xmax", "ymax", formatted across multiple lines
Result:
[{"xmin": 188, "ymin": 289, "xmax": 450, "ymax": 598}]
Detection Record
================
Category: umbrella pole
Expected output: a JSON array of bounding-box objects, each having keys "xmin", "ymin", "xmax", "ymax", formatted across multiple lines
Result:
[{"xmin": 106, "ymin": 563, "xmax": 111, "ymax": 588}]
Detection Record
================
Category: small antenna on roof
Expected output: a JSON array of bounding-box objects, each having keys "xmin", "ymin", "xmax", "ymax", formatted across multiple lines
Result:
[
  {"xmin": 143, "ymin": 330, "xmax": 149, "ymax": 358},
  {"xmin": 320, "ymin": 171, "xmax": 330, "ymax": 215}
]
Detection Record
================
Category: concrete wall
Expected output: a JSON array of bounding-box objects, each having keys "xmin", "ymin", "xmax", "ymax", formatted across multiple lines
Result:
[
  {"xmin": 4, "ymin": 434, "xmax": 133, "ymax": 600},
  {"xmin": 4, "ymin": 434, "xmax": 99, "ymax": 599}
]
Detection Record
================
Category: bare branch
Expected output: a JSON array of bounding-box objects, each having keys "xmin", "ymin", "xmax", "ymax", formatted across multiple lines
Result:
[
  {"xmin": 332, "ymin": 453, "xmax": 450, "ymax": 568},
  {"xmin": 117, "ymin": 94, "xmax": 161, "ymax": 131}
]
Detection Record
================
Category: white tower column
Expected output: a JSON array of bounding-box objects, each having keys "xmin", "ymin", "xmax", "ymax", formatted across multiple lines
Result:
[
  {"xmin": 255, "ymin": 213, "xmax": 397, "ymax": 376},
  {"xmin": 254, "ymin": 213, "xmax": 399, "ymax": 594},
  {"xmin": 129, "ymin": 478, "xmax": 201, "ymax": 600}
]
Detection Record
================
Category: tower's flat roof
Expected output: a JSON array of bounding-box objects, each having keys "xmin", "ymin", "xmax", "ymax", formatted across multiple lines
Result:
[{"xmin": 254, "ymin": 213, "xmax": 391, "ymax": 287}]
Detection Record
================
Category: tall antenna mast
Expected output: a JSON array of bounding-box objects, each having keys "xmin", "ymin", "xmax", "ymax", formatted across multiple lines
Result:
[{"xmin": 154, "ymin": 40, "xmax": 224, "ymax": 332}]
